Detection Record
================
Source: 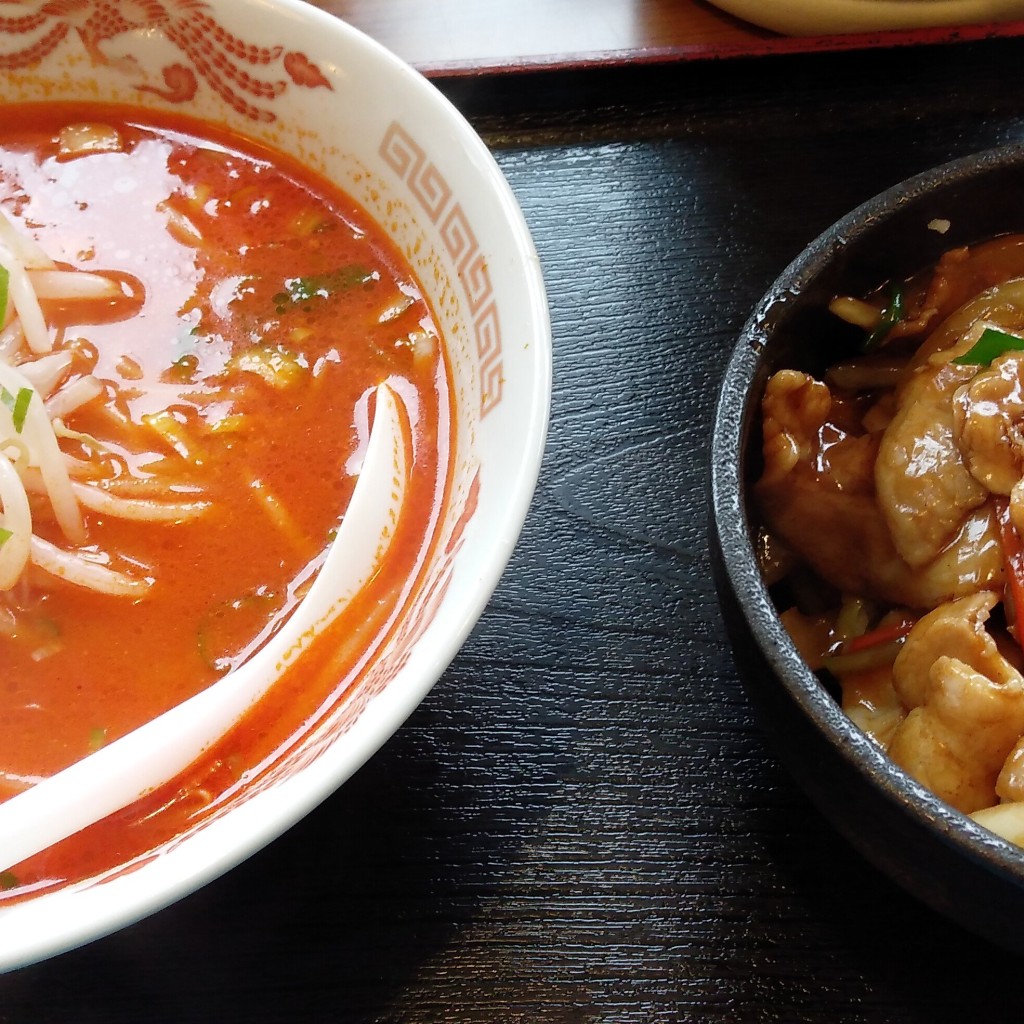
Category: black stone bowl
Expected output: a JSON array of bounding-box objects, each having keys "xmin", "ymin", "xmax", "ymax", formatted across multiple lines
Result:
[{"xmin": 709, "ymin": 143, "xmax": 1024, "ymax": 952}]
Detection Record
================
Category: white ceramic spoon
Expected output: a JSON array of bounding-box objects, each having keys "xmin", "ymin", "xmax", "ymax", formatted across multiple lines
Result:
[{"xmin": 0, "ymin": 382, "xmax": 408, "ymax": 873}]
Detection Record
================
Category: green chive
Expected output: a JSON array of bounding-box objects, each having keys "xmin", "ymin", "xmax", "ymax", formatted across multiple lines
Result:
[
  {"xmin": 0, "ymin": 386, "xmax": 31, "ymax": 433},
  {"xmin": 11, "ymin": 387, "xmax": 31, "ymax": 433},
  {"xmin": 952, "ymin": 326, "xmax": 1024, "ymax": 366},
  {"xmin": 274, "ymin": 265, "xmax": 373, "ymax": 313},
  {"xmin": 0, "ymin": 266, "xmax": 8, "ymax": 325},
  {"xmin": 0, "ymin": 528, "xmax": 13, "ymax": 549},
  {"xmin": 863, "ymin": 284, "xmax": 904, "ymax": 352}
]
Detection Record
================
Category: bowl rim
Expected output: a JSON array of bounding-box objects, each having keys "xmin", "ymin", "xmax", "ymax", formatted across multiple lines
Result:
[
  {"xmin": 704, "ymin": 0, "xmax": 1024, "ymax": 36},
  {"xmin": 0, "ymin": 0, "xmax": 552, "ymax": 971},
  {"xmin": 710, "ymin": 141, "xmax": 1024, "ymax": 885}
]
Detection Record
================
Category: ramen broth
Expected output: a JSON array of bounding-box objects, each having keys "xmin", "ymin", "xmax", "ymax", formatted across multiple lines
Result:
[{"xmin": 0, "ymin": 105, "xmax": 448, "ymax": 894}]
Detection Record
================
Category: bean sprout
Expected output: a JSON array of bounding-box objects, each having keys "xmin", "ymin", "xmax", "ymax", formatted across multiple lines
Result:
[
  {"xmin": 29, "ymin": 535, "xmax": 150, "ymax": 596},
  {"xmin": 0, "ymin": 359, "xmax": 83, "ymax": 544},
  {"xmin": 0, "ymin": 317, "xmax": 24, "ymax": 360},
  {"xmin": 45, "ymin": 375, "xmax": 103, "ymax": 419},
  {"xmin": 0, "ymin": 213, "xmax": 187, "ymax": 599},
  {"xmin": 71, "ymin": 483, "xmax": 209, "ymax": 523},
  {"xmin": 0, "ymin": 452, "xmax": 32, "ymax": 589},
  {"xmin": 19, "ymin": 351, "xmax": 74, "ymax": 398},
  {"xmin": 1, "ymin": 245, "xmax": 50, "ymax": 354},
  {"xmin": 0, "ymin": 211, "xmax": 53, "ymax": 270},
  {"xmin": 27, "ymin": 270, "xmax": 121, "ymax": 301}
]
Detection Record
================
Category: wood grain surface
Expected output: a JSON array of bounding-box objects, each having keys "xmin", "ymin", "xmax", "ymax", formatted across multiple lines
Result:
[{"xmin": 6, "ymin": 31, "xmax": 1024, "ymax": 1024}]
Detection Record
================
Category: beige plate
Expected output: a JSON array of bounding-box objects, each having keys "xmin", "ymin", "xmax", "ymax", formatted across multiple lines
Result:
[{"xmin": 706, "ymin": 0, "xmax": 1024, "ymax": 35}]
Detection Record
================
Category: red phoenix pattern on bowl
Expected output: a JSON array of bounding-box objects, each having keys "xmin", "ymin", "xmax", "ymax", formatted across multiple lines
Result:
[{"xmin": 0, "ymin": 0, "xmax": 331, "ymax": 121}]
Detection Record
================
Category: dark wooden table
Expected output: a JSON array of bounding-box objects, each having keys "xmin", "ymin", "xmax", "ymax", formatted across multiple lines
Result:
[{"xmin": 5, "ymin": 31, "xmax": 1024, "ymax": 1024}]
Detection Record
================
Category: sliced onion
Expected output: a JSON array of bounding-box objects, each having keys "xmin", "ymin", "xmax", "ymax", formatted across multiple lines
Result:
[
  {"xmin": 825, "ymin": 359, "xmax": 907, "ymax": 392},
  {"xmin": 57, "ymin": 123, "xmax": 123, "ymax": 161},
  {"xmin": 163, "ymin": 206, "xmax": 203, "ymax": 247}
]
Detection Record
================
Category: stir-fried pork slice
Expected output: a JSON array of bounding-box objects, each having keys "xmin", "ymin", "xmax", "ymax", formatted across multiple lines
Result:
[
  {"xmin": 953, "ymin": 350, "xmax": 1024, "ymax": 495},
  {"xmin": 756, "ymin": 370, "xmax": 1003, "ymax": 608},
  {"xmin": 887, "ymin": 593, "xmax": 1024, "ymax": 812},
  {"xmin": 875, "ymin": 361, "xmax": 986, "ymax": 569}
]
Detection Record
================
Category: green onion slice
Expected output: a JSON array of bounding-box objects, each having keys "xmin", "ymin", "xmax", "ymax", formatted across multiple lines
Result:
[
  {"xmin": 863, "ymin": 283, "xmax": 904, "ymax": 352},
  {"xmin": 11, "ymin": 387, "xmax": 30, "ymax": 433},
  {"xmin": 0, "ymin": 266, "xmax": 8, "ymax": 325},
  {"xmin": 952, "ymin": 326, "xmax": 1024, "ymax": 366},
  {"xmin": 0, "ymin": 386, "xmax": 31, "ymax": 433},
  {"xmin": 272, "ymin": 264, "xmax": 373, "ymax": 313},
  {"xmin": 0, "ymin": 527, "xmax": 13, "ymax": 549}
]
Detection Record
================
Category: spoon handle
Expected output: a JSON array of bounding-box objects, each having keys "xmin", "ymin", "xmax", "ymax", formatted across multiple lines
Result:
[{"xmin": 0, "ymin": 383, "xmax": 408, "ymax": 873}]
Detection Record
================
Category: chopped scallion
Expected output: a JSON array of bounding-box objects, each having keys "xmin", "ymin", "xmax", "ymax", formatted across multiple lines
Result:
[
  {"xmin": 0, "ymin": 527, "xmax": 13, "ymax": 549},
  {"xmin": 11, "ymin": 387, "xmax": 30, "ymax": 433},
  {"xmin": 0, "ymin": 265, "xmax": 8, "ymax": 324},
  {"xmin": 0, "ymin": 386, "xmax": 31, "ymax": 433},
  {"xmin": 863, "ymin": 283, "xmax": 904, "ymax": 352},
  {"xmin": 273, "ymin": 264, "xmax": 374, "ymax": 313},
  {"xmin": 952, "ymin": 326, "xmax": 1024, "ymax": 366}
]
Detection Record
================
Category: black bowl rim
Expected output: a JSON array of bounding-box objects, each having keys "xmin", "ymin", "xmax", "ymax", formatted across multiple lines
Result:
[{"xmin": 710, "ymin": 141, "xmax": 1024, "ymax": 884}]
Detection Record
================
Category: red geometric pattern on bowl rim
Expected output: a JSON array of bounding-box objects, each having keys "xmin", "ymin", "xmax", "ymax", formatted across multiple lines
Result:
[{"xmin": 379, "ymin": 119, "xmax": 505, "ymax": 418}]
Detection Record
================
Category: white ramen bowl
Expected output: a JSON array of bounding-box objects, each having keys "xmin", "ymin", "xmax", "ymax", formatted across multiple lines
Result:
[{"xmin": 0, "ymin": 0, "xmax": 550, "ymax": 970}]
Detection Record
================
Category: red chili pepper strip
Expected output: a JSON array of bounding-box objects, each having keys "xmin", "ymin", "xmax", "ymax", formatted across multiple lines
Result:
[
  {"xmin": 994, "ymin": 497, "xmax": 1024, "ymax": 644},
  {"xmin": 843, "ymin": 618, "xmax": 916, "ymax": 655}
]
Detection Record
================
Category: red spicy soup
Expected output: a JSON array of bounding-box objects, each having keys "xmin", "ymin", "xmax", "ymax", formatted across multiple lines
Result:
[{"xmin": 0, "ymin": 105, "xmax": 449, "ymax": 896}]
